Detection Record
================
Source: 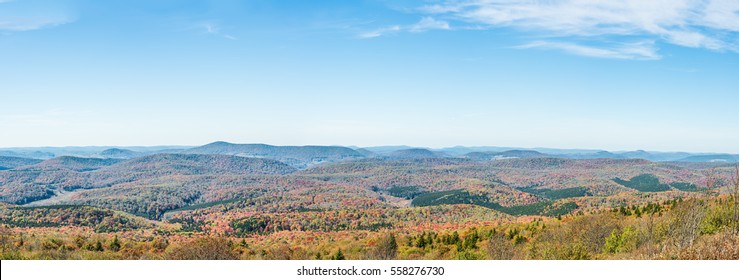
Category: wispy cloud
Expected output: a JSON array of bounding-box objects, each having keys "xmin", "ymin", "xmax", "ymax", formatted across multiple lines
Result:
[
  {"xmin": 360, "ymin": 17, "xmax": 450, "ymax": 38},
  {"xmin": 409, "ymin": 17, "xmax": 450, "ymax": 32},
  {"xmin": 517, "ymin": 40, "xmax": 661, "ymax": 60},
  {"xmin": 414, "ymin": 0, "xmax": 739, "ymax": 58},
  {"xmin": 359, "ymin": 25, "xmax": 401, "ymax": 38},
  {"xmin": 198, "ymin": 21, "xmax": 237, "ymax": 40},
  {"xmin": 0, "ymin": 16, "xmax": 73, "ymax": 31}
]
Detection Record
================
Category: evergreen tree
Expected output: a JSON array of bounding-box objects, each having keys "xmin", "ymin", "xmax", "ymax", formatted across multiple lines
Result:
[
  {"xmin": 109, "ymin": 236, "xmax": 121, "ymax": 252},
  {"xmin": 374, "ymin": 233, "xmax": 398, "ymax": 260},
  {"xmin": 94, "ymin": 240, "xmax": 104, "ymax": 252},
  {"xmin": 332, "ymin": 249, "xmax": 345, "ymax": 260}
]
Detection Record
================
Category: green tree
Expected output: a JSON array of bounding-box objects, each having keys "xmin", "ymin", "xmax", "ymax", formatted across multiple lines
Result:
[
  {"xmin": 373, "ymin": 233, "xmax": 398, "ymax": 260},
  {"xmin": 94, "ymin": 240, "xmax": 104, "ymax": 251},
  {"xmin": 109, "ymin": 236, "xmax": 121, "ymax": 252},
  {"xmin": 331, "ymin": 249, "xmax": 345, "ymax": 260},
  {"xmin": 165, "ymin": 237, "xmax": 238, "ymax": 260}
]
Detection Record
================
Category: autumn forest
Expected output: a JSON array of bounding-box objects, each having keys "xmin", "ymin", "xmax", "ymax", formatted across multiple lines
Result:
[{"xmin": 1, "ymin": 142, "xmax": 738, "ymax": 260}]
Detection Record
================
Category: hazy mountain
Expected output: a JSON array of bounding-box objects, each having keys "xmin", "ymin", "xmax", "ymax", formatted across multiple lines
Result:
[
  {"xmin": 676, "ymin": 154, "xmax": 737, "ymax": 163},
  {"xmin": 617, "ymin": 150, "xmax": 693, "ymax": 162},
  {"xmin": 387, "ymin": 148, "xmax": 444, "ymax": 159},
  {"xmin": 354, "ymin": 148, "xmax": 377, "ymax": 157},
  {"xmin": 0, "ymin": 150, "xmax": 55, "ymax": 159},
  {"xmin": 98, "ymin": 148, "xmax": 142, "ymax": 159},
  {"xmin": 436, "ymin": 146, "xmax": 520, "ymax": 156},
  {"xmin": 182, "ymin": 141, "xmax": 364, "ymax": 168},
  {"xmin": 0, "ymin": 146, "xmax": 191, "ymax": 159},
  {"xmin": 0, "ymin": 156, "xmax": 43, "ymax": 170},
  {"xmin": 564, "ymin": 151, "xmax": 626, "ymax": 160},
  {"xmin": 105, "ymin": 153, "xmax": 297, "ymax": 175},
  {"xmin": 361, "ymin": 145, "xmax": 417, "ymax": 154},
  {"xmin": 0, "ymin": 151, "xmax": 24, "ymax": 158},
  {"xmin": 22, "ymin": 156, "xmax": 123, "ymax": 172},
  {"xmin": 464, "ymin": 150, "xmax": 549, "ymax": 161},
  {"xmin": 526, "ymin": 148, "xmax": 607, "ymax": 155}
]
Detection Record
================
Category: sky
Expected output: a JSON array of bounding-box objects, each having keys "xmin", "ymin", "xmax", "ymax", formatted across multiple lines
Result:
[{"xmin": 1, "ymin": 0, "xmax": 738, "ymax": 153}]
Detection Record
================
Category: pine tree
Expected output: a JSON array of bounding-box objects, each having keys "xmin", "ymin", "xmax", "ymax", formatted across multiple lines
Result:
[
  {"xmin": 109, "ymin": 236, "xmax": 121, "ymax": 252},
  {"xmin": 94, "ymin": 240, "xmax": 103, "ymax": 251},
  {"xmin": 332, "ymin": 249, "xmax": 345, "ymax": 260}
]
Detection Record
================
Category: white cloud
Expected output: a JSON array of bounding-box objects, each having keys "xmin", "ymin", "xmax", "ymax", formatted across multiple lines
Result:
[
  {"xmin": 517, "ymin": 41, "xmax": 661, "ymax": 60},
  {"xmin": 416, "ymin": 0, "xmax": 739, "ymax": 57},
  {"xmin": 0, "ymin": 16, "xmax": 72, "ymax": 31},
  {"xmin": 360, "ymin": 17, "xmax": 449, "ymax": 38},
  {"xmin": 202, "ymin": 22, "xmax": 219, "ymax": 34},
  {"xmin": 197, "ymin": 21, "xmax": 237, "ymax": 40},
  {"xmin": 359, "ymin": 25, "xmax": 401, "ymax": 38},
  {"xmin": 409, "ymin": 17, "xmax": 450, "ymax": 32}
]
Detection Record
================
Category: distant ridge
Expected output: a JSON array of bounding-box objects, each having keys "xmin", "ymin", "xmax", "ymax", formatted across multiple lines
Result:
[
  {"xmin": 1, "ymin": 143, "xmax": 737, "ymax": 163},
  {"xmin": 22, "ymin": 156, "xmax": 122, "ymax": 172},
  {"xmin": 464, "ymin": 150, "xmax": 548, "ymax": 160},
  {"xmin": 0, "ymin": 156, "xmax": 43, "ymax": 170},
  {"xmin": 0, "ymin": 150, "xmax": 54, "ymax": 159},
  {"xmin": 107, "ymin": 153, "xmax": 297, "ymax": 175},
  {"xmin": 99, "ymin": 148, "xmax": 142, "ymax": 159},
  {"xmin": 564, "ymin": 151, "xmax": 626, "ymax": 160},
  {"xmin": 387, "ymin": 148, "xmax": 445, "ymax": 159},
  {"xmin": 182, "ymin": 141, "xmax": 364, "ymax": 168},
  {"xmin": 676, "ymin": 154, "xmax": 737, "ymax": 163}
]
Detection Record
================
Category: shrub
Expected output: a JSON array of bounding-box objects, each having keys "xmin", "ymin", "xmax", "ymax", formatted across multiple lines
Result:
[{"xmin": 165, "ymin": 237, "xmax": 238, "ymax": 260}]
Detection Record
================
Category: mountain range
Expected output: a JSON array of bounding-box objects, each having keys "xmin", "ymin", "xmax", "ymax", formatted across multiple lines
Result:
[{"xmin": 0, "ymin": 142, "xmax": 736, "ymax": 169}]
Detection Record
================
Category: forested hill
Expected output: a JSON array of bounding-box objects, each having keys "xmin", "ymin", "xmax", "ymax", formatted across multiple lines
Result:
[
  {"xmin": 387, "ymin": 148, "xmax": 445, "ymax": 159},
  {"xmin": 20, "ymin": 156, "xmax": 122, "ymax": 172},
  {"xmin": 464, "ymin": 150, "xmax": 547, "ymax": 160},
  {"xmin": 98, "ymin": 148, "xmax": 142, "ymax": 159},
  {"xmin": 0, "ymin": 154, "xmax": 297, "ymax": 206},
  {"xmin": 104, "ymin": 153, "xmax": 297, "ymax": 175},
  {"xmin": 183, "ymin": 141, "xmax": 365, "ymax": 168},
  {"xmin": 0, "ymin": 156, "xmax": 43, "ymax": 170}
]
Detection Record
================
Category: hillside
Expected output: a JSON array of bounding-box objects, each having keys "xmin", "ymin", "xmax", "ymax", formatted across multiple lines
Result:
[
  {"xmin": 677, "ymin": 154, "xmax": 737, "ymax": 163},
  {"xmin": 387, "ymin": 148, "xmax": 443, "ymax": 159},
  {"xmin": 0, "ymin": 156, "xmax": 42, "ymax": 170},
  {"xmin": 105, "ymin": 153, "xmax": 297, "ymax": 175},
  {"xmin": 22, "ymin": 156, "xmax": 123, "ymax": 172},
  {"xmin": 564, "ymin": 151, "xmax": 626, "ymax": 160},
  {"xmin": 618, "ymin": 150, "xmax": 692, "ymax": 162},
  {"xmin": 0, "ymin": 147, "xmax": 736, "ymax": 260},
  {"xmin": 464, "ymin": 150, "xmax": 548, "ymax": 160},
  {"xmin": 0, "ymin": 154, "xmax": 297, "ymax": 207},
  {"xmin": 183, "ymin": 141, "xmax": 364, "ymax": 168},
  {"xmin": 99, "ymin": 148, "xmax": 142, "ymax": 159}
]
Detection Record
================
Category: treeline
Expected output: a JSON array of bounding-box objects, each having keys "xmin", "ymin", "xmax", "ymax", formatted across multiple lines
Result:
[
  {"xmin": 1, "ymin": 196, "xmax": 737, "ymax": 260},
  {"xmin": 411, "ymin": 189, "xmax": 579, "ymax": 217},
  {"xmin": 519, "ymin": 186, "xmax": 590, "ymax": 200},
  {"xmin": 0, "ymin": 205, "xmax": 153, "ymax": 232}
]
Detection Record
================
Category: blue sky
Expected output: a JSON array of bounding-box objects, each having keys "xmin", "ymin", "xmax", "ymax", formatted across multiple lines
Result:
[{"xmin": 2, "ymin": 0, "xmax": 738, "ymax": 153}]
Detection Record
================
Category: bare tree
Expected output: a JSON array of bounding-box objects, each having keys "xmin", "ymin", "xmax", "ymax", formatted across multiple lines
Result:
[
  {"xmin": 371, "ymin": 233, "xmax": 398, "ymax": 260},
  {"xmin": 487, "ymin": 233, "xmax": 514, "ymax": 260},
  {"xmin": 732, "ymin": 164, "xmax": 739, "ymax": 234},
  {"xmin": 704, "ymin": 167, "xmax": 718, "ymax": 197}
]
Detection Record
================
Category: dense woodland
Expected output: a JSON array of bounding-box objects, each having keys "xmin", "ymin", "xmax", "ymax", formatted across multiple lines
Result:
[{"xmin": 0, "ymin": 143, "xmax": 737, "ymax": 260}]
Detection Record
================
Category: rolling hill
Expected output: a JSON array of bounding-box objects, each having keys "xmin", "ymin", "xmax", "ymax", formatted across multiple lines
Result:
[
  {"xmin": 387, "ymin": 148, "xmax": 444, "ymax": 159},
  {"xmin": 677, "ymin": 154, "xmax": 737, "ymax": 163},
  {"xmin": 464, "ymin": 150, "xmax": 548, "ymax": 160},
  {"xmin": 0, "ymin": 156, "xmax": 43, "ymax": 170},
  {"xmin": 99, "ymin": 148, "xmax": 142, "ymax": 159},
  {"xmin": 103, "ymin": 153, "xmax": 297, "ymax": 176},
  {"xmin": 21, "ymin": 156, "xmax": 123, "ymax": 172},
  {"xmin": 183, "ymin": 141, "xmax": 364, "ymax": 168}
]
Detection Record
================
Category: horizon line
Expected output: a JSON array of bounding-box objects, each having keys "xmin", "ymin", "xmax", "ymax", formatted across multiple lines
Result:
[{"xmin": 0, "ymin": 141, "xmax": 736, "ymax": 155}]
